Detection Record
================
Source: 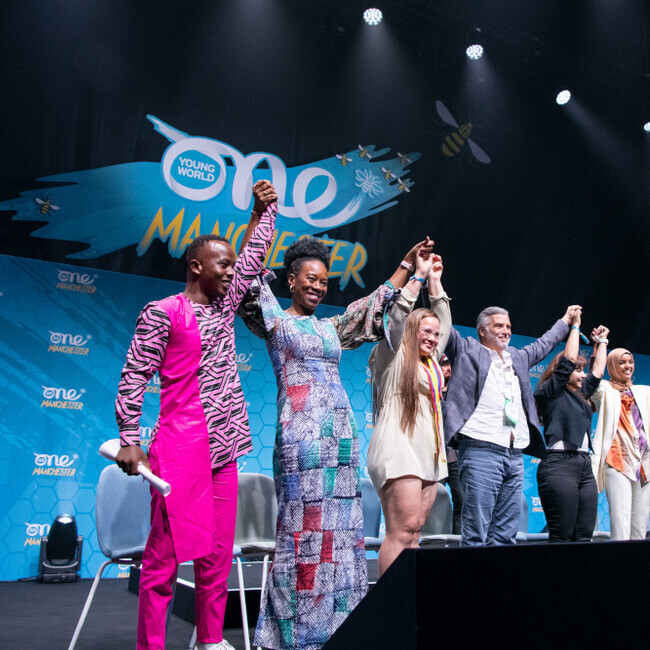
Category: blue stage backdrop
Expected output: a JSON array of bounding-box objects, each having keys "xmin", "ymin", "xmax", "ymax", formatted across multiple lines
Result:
[{"xmin": 1, "ymin": 253, "xmax": 649, "ymax": 580}]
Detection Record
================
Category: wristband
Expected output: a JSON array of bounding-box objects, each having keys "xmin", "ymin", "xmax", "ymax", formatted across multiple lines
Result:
[
  {"xmin": 409, "ymin": 275, "xmax": 427, "ymax": 286},
  {"xmin": 596, "ymin": 338, "xmax": 608, "ymax": 345},
  {"xmin": 570, "ymin": 326, "xmax": 590, "ymax": 344},
  {"xmin": 400, "ymin": 260, "xmax": 414, "ymax": 272}
]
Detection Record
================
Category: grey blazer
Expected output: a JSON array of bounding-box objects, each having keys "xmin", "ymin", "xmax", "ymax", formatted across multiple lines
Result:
[{"xmin": 439, "ymin": 319, "xmax": 569, "ymax": 459}]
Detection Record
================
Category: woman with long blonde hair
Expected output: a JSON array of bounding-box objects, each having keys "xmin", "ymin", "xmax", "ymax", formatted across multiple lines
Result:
[{"xmin": 367, "ymin": 254, "xmax": 450, "ymax": 576}]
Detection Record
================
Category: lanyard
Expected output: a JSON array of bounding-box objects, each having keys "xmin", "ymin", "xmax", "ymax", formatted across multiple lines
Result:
[
  {"xmin": 421, "ymin": 358, "xmax": 444, "ymax": 454},
  {"xmin": 489, "ymin": 357, "xmax": 519, "ymax": 427},
  {"xmin": 491, "ymin": 356, "xmax": 515, "ymax": 401}
]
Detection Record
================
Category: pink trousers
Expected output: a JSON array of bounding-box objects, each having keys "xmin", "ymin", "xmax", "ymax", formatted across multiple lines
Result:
[{"xmin": 137, "ymin": 461, "xmax": 238, "ymax": 649}]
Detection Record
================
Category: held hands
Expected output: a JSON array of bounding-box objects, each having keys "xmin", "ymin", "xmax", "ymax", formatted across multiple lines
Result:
[
  {"xmin": 590, "ymin": 325, "xmax": 610, "ymax": 344},
  {"xmin": 414, "ymin": 250, "xmax": 437, "ymax": 278},
  {"xmin": 403, "ymin": 236, "xmax": 434, "ymax": 268},
  {"xmin": 429, "ymin": 254, "xmax": 443, "ymax": 281},
  {"xmin": 115, "ymin": 445, "xmax": 150, "ymax": 476},
  {"xmin": 252, "ymin": 180, "xmax": 278, "ymax": 215},
  {"xmin": 562, "ymin": 305, "xmax": 582, "ymax": 326}
]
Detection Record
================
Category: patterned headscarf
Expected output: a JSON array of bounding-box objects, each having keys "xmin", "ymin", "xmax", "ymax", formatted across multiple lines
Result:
[{"xmin": 607, "ymin": 348, "xmax": 634, "ymax": 391}]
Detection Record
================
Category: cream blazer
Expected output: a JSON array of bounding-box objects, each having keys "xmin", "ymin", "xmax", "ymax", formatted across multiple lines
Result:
[
  {"xmin": 370, "ymin": 287, "xmax": 452, "ymax": 413},
  {"xmin": 590, "ymin": 380, "xmax": 650, "ymax": 492},
  {"xmin": 366, "ymin": 288, "xmax": 452, "ymax": 491}
]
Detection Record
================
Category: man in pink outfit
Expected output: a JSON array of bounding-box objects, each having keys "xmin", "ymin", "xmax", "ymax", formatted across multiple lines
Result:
[{"xmin": 115, "ymin": 180, "xmax": 278, "ymax": 650}]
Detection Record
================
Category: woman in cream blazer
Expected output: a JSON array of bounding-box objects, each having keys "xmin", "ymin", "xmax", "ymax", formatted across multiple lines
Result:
[
  {"xmin": 591, "ymin": 348, "xmax": 650, "ymax": 540},
  {"xmin": 367, "ymin": 254, "xmax": 451, "ymax": 576}
]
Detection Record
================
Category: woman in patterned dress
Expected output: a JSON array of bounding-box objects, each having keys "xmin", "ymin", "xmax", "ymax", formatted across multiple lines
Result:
[{"xmin": 239, "ymin": 236, "xmax": 428, "ymax": 650}]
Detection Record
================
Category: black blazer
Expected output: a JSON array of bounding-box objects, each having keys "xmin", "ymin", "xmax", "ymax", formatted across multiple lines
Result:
[{"xmin": 534, "ymin": 357, "xmax": 600, "ymax": 448}]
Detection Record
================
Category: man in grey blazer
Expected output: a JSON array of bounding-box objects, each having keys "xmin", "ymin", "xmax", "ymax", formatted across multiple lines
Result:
[{"xmin": 430, "ymin": 278, "xmax": 580, "ymax": 546}]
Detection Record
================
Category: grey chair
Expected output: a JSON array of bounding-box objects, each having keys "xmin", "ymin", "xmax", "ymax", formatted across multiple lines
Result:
[
  {"xmin": 419, "ymin": 485, "xmax": 461, "ymax": 547},
  {"xmin": 516, "ymin": 493, "xmax": 548, "ymax": 544},
  {"xmin": 592, "ymin": 518, "xmax": 611, "ymax": 541},
  {"xmin": 189, "ymin": 472, "xmax": 278, "ymax": 650},
  {"xmin": 68, "ymin": 464, "xmax": 152, "ymax": 649},
  {"xmin": 234, "ymin": 472, "xmax": 277, "ymax": 650},
  {"xmin": 361, "ymin": 478, "xmax": 383, "ymax": 553}
]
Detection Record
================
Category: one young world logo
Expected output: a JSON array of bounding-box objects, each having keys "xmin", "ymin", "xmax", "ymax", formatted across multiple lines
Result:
[{"xmin": 2, "ymin": 116, "xmax": 420, "ymax": 290}]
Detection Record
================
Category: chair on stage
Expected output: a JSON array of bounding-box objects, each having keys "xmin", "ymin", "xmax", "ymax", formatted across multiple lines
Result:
[
  {"xmin": 419, "ymin": 485, "xmax": 461, "ymax": 548},
  {"xmin": 592, "ymin": 518, "xmax": 611, "ymax": 541},
  {"xmin": 188, "ymin": 472, "xmax": 278, "ymax": 650},
  {"xmin": 68, "ymin": 464, "xmax": 152, "ymax": 650},
  {"xmin": 361, "ymin": 478, "xmax": 383, "ymax": 553},
  {"xmin": 516, "ymin": 494, "xmax": 548, "ymax": 544}
]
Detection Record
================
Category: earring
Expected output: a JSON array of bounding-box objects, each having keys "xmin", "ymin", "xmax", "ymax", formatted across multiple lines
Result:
[{"xmin": 289, "ymin": 285, "xmax": 295, "ymax": 293}]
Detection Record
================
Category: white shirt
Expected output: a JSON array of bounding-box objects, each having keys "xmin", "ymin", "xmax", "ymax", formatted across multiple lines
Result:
[
  {"xmin": 548, "ymin": 434, "xmax": 590, "ymax": 453},
  {"xmin": 459, "ymin": 347, "xmax": 529, "ymax": 449}
]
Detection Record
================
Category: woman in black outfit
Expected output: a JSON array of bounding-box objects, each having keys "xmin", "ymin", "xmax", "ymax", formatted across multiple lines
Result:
[{"xmin": 534, "ymin": 308, "xmax": 609, "ymax": 543}]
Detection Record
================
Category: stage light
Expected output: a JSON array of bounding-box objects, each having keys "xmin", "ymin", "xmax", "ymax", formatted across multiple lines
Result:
[
  {"xmin": 556, "ymin": 90, "xmax": 571, "ymax": 105},
  {"xmin": 363, "ymin": 8, "xmax": 383, "ymax": 26},
  {"xmin": 466, "ymin": 44, "xmax": 484, "ymax": 60},
  {"xmin": 644, "ymin": 122, "xmax": 650, "ymax": 133},
  {"xmin": 38, "ymin": 513, "xmax": 83, "ymax": 583}
]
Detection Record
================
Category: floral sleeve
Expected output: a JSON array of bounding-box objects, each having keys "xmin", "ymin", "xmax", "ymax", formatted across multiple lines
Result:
[
  {"xmin": 329, "ymin": 283, "xmax": 398, "ymax": 351},
  {"xmin": 237, "ymin": 269, "xmax": 283, "ymax": 340}
]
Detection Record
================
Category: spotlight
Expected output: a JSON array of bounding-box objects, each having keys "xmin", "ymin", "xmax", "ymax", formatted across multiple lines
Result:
[
  {"xmin": 466, "ymin": 44, "xmax": 484, "ymax": 60},
  {"xmin": 363, "ymin": 8, "xmax": 383, "ymax": 25},
  {"xmin": 644, "ymin": 122, "xmax": 650, "ymax": 133},
  {"xmin": 556, "ymin": 90, "xmax": 571, "ymax": 105},
  {"xmin": 38, "ymin": 513, "xmax": 83, "ymax": 583}
]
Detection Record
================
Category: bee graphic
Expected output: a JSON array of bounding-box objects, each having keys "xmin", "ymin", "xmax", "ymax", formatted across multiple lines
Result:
[
  {"xmin": 34, "ymin": 197, "xmax": 60, "ymax": 215},
  {"xmin": 357, "ymin": 144, "xmax": 373, "ymax": 160},
  {"xmin": 336, "ymin": 153, "xmax": 352, "ymax": 166},
  {"xmin": 397, "ymin": 152, "xmax": 412, "ymax": 165},
  {"xmin": 436, "ymin": 100, "xmax": 491, "ymax": 164},
  {"xmin": 381, "ymin": 167, "xmax": 396, "ymax": 181},
  {"xmin": 396, "ymin": 178, "xmax": 413, "ymax": 193},
  {"xmin": 354, "ymin": 169, "xmax": 383, "ymax": 199}
]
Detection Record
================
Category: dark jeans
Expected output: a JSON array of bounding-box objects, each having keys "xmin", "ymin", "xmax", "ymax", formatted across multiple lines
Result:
[
  {"xmin": 441, "ymin": 461, "xmax": 463, "ymax": 535},
  {"xmin": 457, "ymin": 438, "xmax": 524, "ymax": 546},
  {"xmin": 537, "ymin": 451, "xmax": 597, "ymax": 543}
]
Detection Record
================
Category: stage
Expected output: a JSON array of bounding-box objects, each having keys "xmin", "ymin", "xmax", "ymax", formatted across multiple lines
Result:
[{"xmin": 3, "ymin": 542, "xmax": 646, "ymax": 649}]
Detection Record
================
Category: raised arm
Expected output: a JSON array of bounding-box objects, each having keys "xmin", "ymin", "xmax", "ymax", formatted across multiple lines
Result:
[
  {"xmin": 386, "ymin": 237, "xmax": 433, "ymax": 290},
  {"xmin": 590, "ymin": 325, "xmax": 610, "ymax": 378},
  {"xmin": 520, "ymin": 304, "xmax": 579, "ymax": 367},
  {"xmin": 534, "ymin": 357, "xmax": 577, "ymax": 401},
  {"xmin": 331, "ymin": 239, "xmax": 435, "ymax": 349},
  {"xmin": 427, "ymin": 260, "xmax": 464, "ymax": 360},
  {"xmin": 386, "ymin": 249, "xmax": 437, "ymax": 350},
  {"xmin": 231, "ymin": 183, "xmax": 278, "ymax": 308},
  {"xmin": 564, "ymin": 306, "xmax": 582, "ymax": 362},
  {"xmin": 237, "ymin": 180, "xmax": 278, "ymax": 255},
  {"xmin": 427, "ymin": 255, "xmax": 451, "ymax": 359}
]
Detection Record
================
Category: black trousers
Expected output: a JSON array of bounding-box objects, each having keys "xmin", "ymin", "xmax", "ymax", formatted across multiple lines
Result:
[{"xmin": 536, "ymin": 451, "xmax": 597, "ymax": 543}]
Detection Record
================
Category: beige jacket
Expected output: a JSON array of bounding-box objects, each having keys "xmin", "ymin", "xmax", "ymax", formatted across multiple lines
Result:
[
  {"xmin": 366, "ymin": 288, "xmax": 452, "ymax": 491},
  {"xmin": 590, "ymin": 380, "xmax": 650, "ymax": 491},
  {"xmin": 370, "ymin": 287, "xmax": 452, "ymax": 414}
]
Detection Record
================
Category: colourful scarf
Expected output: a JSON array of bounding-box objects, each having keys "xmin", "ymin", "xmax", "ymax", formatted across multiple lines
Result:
[
  {"xmin": 606, "ymin": 391, "xmax": 650, "ymax": 484},
  {"xmin": 421, "ymin": 357, "xmax": 443, "ymax": 454}
]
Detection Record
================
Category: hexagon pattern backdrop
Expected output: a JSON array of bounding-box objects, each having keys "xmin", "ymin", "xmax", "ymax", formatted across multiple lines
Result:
[{"xmin": 1, "ymin": 253, "xmax": 649, "ymax": 580}]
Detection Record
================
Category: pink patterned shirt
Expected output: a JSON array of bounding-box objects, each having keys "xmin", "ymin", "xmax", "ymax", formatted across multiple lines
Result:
[{"xmin": 115, "ymin": 205, "xmax": 276, "ymax": 469}]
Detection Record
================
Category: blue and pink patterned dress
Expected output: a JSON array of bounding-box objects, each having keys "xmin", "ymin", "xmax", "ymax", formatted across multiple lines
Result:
[{"xmin": 240, "ymin": 272, "xmax": 393, "ymax": 650}]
